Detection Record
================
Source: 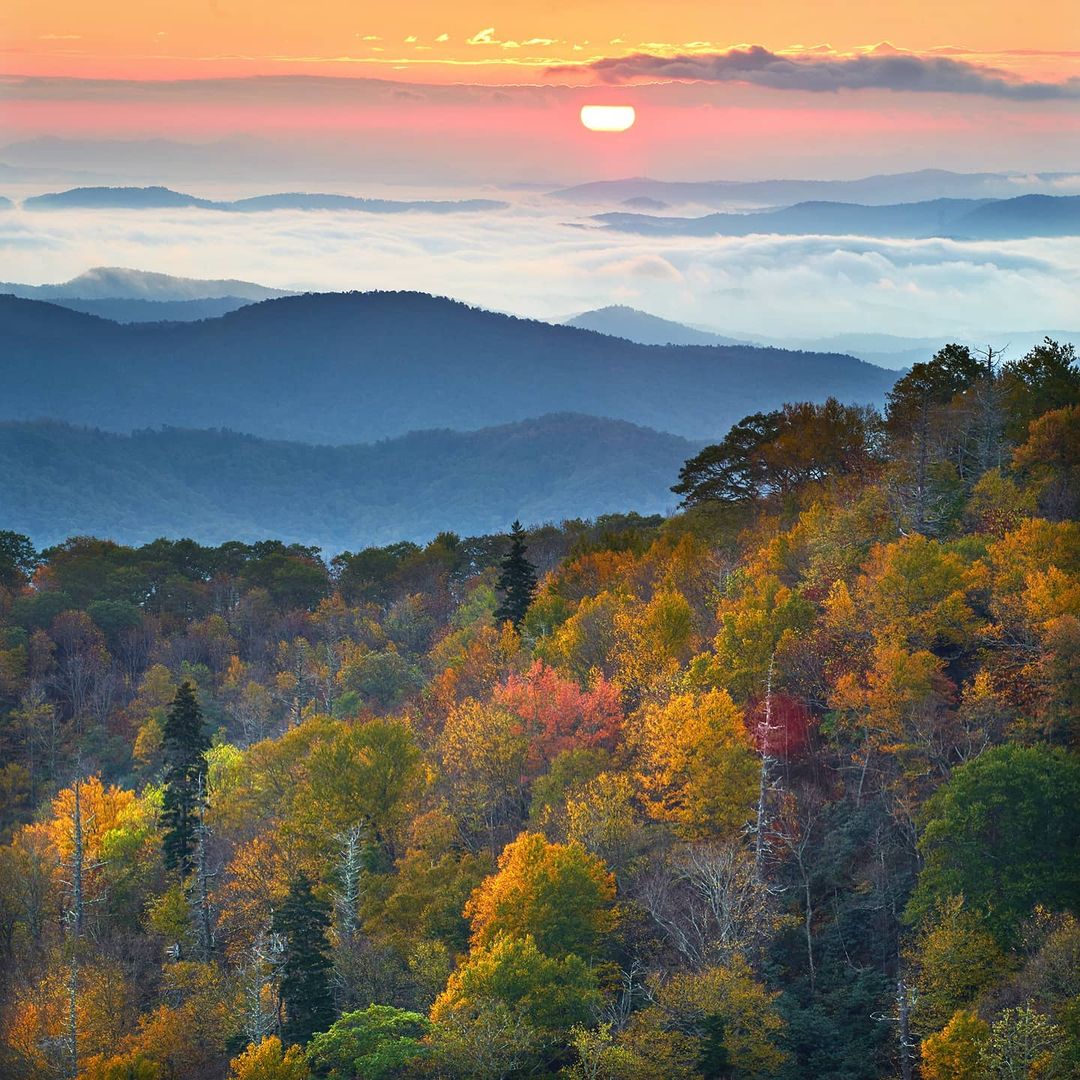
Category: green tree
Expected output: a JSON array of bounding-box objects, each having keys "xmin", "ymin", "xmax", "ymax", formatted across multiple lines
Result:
[
  {"xmin": 908, "ymin": 744, "xmax": 1080, "ymax": 945},
  {"xmin": 1003, "ymin": 337, "xmax": 1080, "ymax": 438},
  {"xmin": 494, "ymin": 522, "xmax": 538, "ymax": 630},
  {"xmin": 273, "ymin": 874, "xmax": 335, "ymax": 1047},
  {"xmin": 0, "ymin": 531, "xmax": 37, "ymax": 591},
  {"xmin": 306, "ymin": 1006, "xmax": 428, "ymax": 1080},
  {"xmin": 431, "ymin": 934, "xmax": 601, "ymax": 1038},
  {"xmin": 161, "ymin": 682, "xmax": 210, "ymax": 877}
]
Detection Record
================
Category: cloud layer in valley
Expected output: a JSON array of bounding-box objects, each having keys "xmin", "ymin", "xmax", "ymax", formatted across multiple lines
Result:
[{"xmin": 2, "ymin": 201, "xmax": 1077, "ymax": 341}]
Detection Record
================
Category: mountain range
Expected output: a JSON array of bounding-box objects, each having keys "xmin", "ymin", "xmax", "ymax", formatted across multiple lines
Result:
[
  {"xmin": 561, "ymin": 307, "xmax": 1080, "ymax": 371},
  {"xmin": 18, "ymin": 185, "xmax": 508, "ymax": 214},
  {"xmin": 594, "ymin": 194, "xmax": 1080, "ymax": 240},
  {"xmin": 0, "ymin": 266, "xmax": 289, "ymax": 302},
  {"xmin": 1, "ymin": 290, "xmax": 897, "ymax": 444},
  {"xmin": 0, "ymin": 415, "xmax": 693, "ymax": 551},
  {"xmin": 563, "ymin": 306, "xmax": 749, "ymax": 347},
  {"xmin": 553, "ymin": 169, "xmax": 1080, "ymax": 208}
]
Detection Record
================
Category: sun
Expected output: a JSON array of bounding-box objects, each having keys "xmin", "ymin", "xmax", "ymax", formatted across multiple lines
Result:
[{"xmin": 580, "ymin": 105, "xmax": 636, "ymax": 133}]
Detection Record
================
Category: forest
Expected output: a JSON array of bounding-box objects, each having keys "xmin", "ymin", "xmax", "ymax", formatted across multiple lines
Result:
[{"xmin": 0, "ymin": 338, "xmax": 1077, "ymax": 1080}]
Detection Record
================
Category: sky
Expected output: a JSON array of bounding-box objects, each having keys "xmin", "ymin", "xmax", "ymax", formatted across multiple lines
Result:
[
  {"xmin": 1, "ymin": 2, "xmax": 1078, "ymax": 342},
  {"xmin": 3, "ymin": 1, "xmax": 1080, "ymax": 181}
]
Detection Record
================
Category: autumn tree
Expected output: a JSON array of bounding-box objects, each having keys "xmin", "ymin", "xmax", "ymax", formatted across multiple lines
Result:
[
  {"xmin": 464, "ymin": 832, "xmax": 617, "ymax": 961},
  {"xmin": 491, "ymin": 661, "xmax": 622, "ymax": 778},
  {"xmin": 673, "ymin": 399, "xmax": 882, "ymax": 510},
  {"xmin": 632, "ymin": 690, "xmax": 758, "ymax": 840},
  {"xmin": 431, "ymin": 934, "xmax": 601, "ymax": 1041}
]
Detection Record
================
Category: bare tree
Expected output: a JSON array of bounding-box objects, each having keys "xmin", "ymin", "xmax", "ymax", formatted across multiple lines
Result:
[{"xmin": 636, "ymin": 838, "xmax": 771, "ymax": 970}]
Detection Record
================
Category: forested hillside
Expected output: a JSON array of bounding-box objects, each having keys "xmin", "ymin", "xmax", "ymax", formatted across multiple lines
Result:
[
  {"xmin": 0, "ymin": 339, "xmax": 1077, "ymax": 1080},
  {"xmin": 0, "ymin": 291, "xmax": 896, "ymax": 443},
  {"xmin": 0, "ymin": 415, "xmax": 695, "ymax": 550}
]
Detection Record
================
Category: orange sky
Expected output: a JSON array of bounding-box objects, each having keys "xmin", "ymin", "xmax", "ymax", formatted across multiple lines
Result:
[{"xmin": 4, "ymin": 0, "xmax": 1079, "ymax": 82}]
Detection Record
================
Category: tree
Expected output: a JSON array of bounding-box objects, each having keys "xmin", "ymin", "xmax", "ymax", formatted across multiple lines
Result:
[
  {"xmin": 673, "ymin": 400, "xmax": 881, "ymax": 509},
  {"xmin": 228, "ymin": 1037, "xmax": 309, "ymax": 1080},
  {"xmin": 306, "ymin": 1006, "xmax": 428, "ymax": 1080},
  {"xmin": 494, "ymin": 522, "xmax": 537, "ymax": 630},
  {"xmin": 437, "ymin": 700, "xmax": 529, "ymax": 850},
  {"xmin": 1012, "ymin": 404, "xmax": 1080, "ymax": 521},
  {"xmin": 160, "ymin": 683, "xmax": 210, "ymax": 878},
  {"xmin": 907, "ymin": 744, "xmax": 1080, "ymax": 945},
  {"xmin": 491, "ymin": 662, "xmax": 622, "ymax": 778},
  {"xmin": 982, "ymin": 1006, "xmax": 1061, "ymax": 1080},
  {"xmin": 622, "ymin": 958, "xmax": 787, "ymax": 1079},
  {"xmin": 1002, "ymin": 337, "xmax": 1080, "ymax": 438},
  {"xmin": 464, "ymin": 832, "xmax": 617, "ymax": 961},
  {"xmin": 0, "ymin": 532, "xmax": 37, "ymax": 592},
  {"xmin": 273, "ymin": 874, "xmax": 335, "ymax": 1047},
  {"xmin": 911, "ymin": 895, "xmax": 1009, "ymax": 1032},
  {"xmin": 632, "ymin": 690, "xmax": 758, "ymax": 840},
  {"xmin": 920, "ymin": 1010, "xmax": 989, "ymax": 1080},
  {"xmin": 431, "ymin": 934, "xmax": 601, "ymax": 1038},
  {"xmin": 885, "ymin": 344, "xmax": 983, "ymax": 532}
]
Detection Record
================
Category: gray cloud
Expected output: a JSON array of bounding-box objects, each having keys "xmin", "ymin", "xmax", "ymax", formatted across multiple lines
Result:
[{"xmin": 553, "ymin": 45, "xmax": 1080, "ymax": 100}]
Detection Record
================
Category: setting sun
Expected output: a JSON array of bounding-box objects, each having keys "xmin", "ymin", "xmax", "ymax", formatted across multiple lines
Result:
[{"xmin": 580, "ymin": 104, "xmax": 637, "ymax": 132}]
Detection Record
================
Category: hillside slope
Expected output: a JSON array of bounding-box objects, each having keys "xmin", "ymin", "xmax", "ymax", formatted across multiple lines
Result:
[
  {"xmin": 0, "ymin": 415, "xmax": 694, "ymax": 550},
  {"xmin": 0, "ymin": 291, "xmax": 896, "ymax": 443}
]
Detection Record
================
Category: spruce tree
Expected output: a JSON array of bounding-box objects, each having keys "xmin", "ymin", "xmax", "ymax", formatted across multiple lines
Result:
[
  {"xmin": 494, "ymin": 520, "xmax": 538, "ymax": 630},
  {"xmin": 273, "ymin": 873, "xmax": 335, "ymax": 1047},
  {"xmin": 161, "ymin": 681, "xmax": 210, "ymax": 877}
]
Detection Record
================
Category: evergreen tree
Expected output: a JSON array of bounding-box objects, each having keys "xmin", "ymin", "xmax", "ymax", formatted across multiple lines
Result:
[
  {"xmin": 273, "ymin": 873, "xmax": 335, "ymax": 1047},
  {"xmin": 161, "ymin": 681, "xmax": 210, "ymax": 877},
  {"xmin": 494, "ymin": 520, "xmax": 537, "ymax": 630}
]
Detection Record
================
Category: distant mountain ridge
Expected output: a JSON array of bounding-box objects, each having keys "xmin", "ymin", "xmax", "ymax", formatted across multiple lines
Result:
[
  {"xmin": 1, "ymin": 290, "xmax": 897, "ymax": 444},
  {"xmin": 0, "ymin": 266, "xmax": 290, "ymax": 302},
  {"xmin": 0, "ymin": 415, "xmax": 694, "ymax": 551},
  {"xmin": 563, "ymin": 306, "xmax": 750, "ymax": 347},
  {"xmin": 595, "ymin": 194, "xmax": 1080, "ymax": 240},
  {"xmin": 561, "ymin": 308, "xmax": 1079, "ymax": 372},
  {"xmin": 20, "ymin": 185, "xmax": 509, "ymax": 214},
  {"xmin": 552, "ymin": 169, "xmax": 1080, "ymax": 208}
]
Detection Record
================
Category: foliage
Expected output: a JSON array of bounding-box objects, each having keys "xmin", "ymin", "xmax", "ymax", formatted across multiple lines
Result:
[
  {"xmin": 0, "ymin": 341, "xmax": 1077, "ymax": 1080},
  {"xmin": 908, "ymin": 744, "xmax": 1080, "ymax": 944},
  {"xmin": 464, "ymin": 831, "xmax": 618, "ymax": 961},
  {"xmin": 273, "ymin": 874, "xmax": 335, "ymax": 1047},
  {"xmin": 494, "ymin": 521, "xmax": 539, "ymax": 630},
  {"xmin": 306, "ymin": 1006, "xmax": 428, "ymax": 1080},
  {"xmin": 228, "ymin": 1037, "xmax": 311, "ymax": 1080},
  {"xmin": 160, "ymin": 681, "xmax": 210, "ymax": 876}
]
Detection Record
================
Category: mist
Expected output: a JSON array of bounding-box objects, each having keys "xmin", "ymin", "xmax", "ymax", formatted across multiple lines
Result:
[{"xmin": 3, "ymin": 199, "xmax": 1078, "ymax": 341}]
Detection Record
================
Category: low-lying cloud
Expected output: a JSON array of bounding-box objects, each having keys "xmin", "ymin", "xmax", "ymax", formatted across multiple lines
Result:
[
  {"xmin": 555, "ymin": 45, "xmax": 1080, "ymax": 100},
  {"xmin": 1, "ymin": 201, "xmax": 1078, "ymax": 342}
]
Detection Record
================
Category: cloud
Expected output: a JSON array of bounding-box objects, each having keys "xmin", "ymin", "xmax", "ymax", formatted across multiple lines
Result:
[
  {"xmin": 467, "ymin": 27, "xmax": 497, "ymax": 46},
  {"xmin": 552, "ymin": 45, "xmax": 1080, "ymax": 100},
  {"xmin": 2, "ymin": 202, "xmax": 1077, "ymax": 342}
]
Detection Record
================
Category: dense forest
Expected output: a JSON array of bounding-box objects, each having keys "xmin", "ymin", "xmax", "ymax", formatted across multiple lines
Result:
[
  {"xmin": 0, "ymin": 414, "xmax": 694, "ymax": 550},
  {"xmin": 0, "ymin": 339, "xmax": 1077, "ymax": 1080},
  {"xmin": 1, "ymin": 291, "xmax": 895, "ymax": 444}
]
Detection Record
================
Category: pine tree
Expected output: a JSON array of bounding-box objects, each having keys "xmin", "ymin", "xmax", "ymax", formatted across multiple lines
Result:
[
  {"xmin": 494, "ymin": 520, "xmax": 537, "ymax": 630},
  {"xmin": 273, "ymin": 873, "xmax": 335, "ymax": 1047},
  {"xmin": 161, "ymin": 681, "xmax": 210, "ymax": 877}
]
